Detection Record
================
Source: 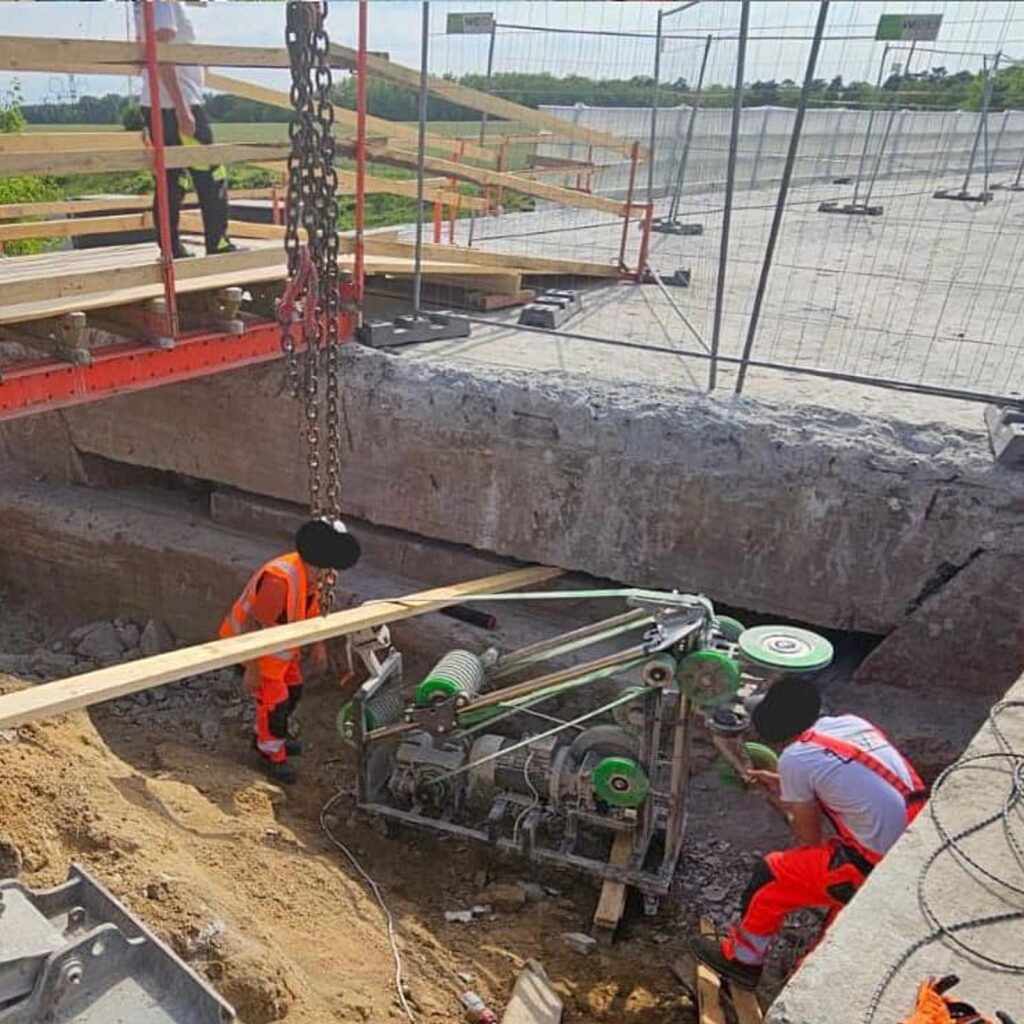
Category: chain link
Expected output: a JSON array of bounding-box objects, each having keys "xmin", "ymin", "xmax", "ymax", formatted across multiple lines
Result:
[{"xmin": 282, "ymin": 0, "xmax": 345, "ymax": 611}]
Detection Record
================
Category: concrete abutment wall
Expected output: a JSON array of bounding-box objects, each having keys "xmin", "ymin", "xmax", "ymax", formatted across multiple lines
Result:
[{"xmin": 1, "ymin": 347, "xmax": 1021, "ymax": 696}]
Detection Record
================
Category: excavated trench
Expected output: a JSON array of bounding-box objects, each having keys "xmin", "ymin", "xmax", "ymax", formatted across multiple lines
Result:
[{"xmin": 0, "ymin": 447, "xmax": 1003, "ymax": 1023}]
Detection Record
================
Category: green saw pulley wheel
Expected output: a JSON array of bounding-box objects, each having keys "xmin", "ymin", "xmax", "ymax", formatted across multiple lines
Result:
[
  {"xmin": 713, "ymin": 615, "xmax": 747, "ymax": 643},
  {"xmin": 717, "ymin": 741, "xmax": 779, "ymax": 791},
  {"xmin": 677, "ymin": 649, "xmax": 742, "ymax": 707},
  {"xmin": 592, "ymin": 756, "xmax": 650, "ymax": 808},
  {"xmin": 736, "ymin": 625, "xmax": 834, "ymax": 673}
]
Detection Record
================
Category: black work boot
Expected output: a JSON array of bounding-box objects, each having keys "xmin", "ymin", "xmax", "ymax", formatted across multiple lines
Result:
[
  {"xmin": 285, "ymin": 738, "xmax": 303, "ymax": 757},
  {"xmin": 263, "ymin": 759, "xmax": 298, "ymax": 785},
  {"xmin": 690, "ymin": 935, "xmax": 763, "ymax": 990}
]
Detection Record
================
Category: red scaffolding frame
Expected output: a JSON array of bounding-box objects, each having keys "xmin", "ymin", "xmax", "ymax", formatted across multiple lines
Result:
[{"xmin": 0, "ymin": 0, "xmax": 370, "ymax": 422}]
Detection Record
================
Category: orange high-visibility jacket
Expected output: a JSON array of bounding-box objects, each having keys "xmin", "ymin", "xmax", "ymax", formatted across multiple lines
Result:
[{"xmin": 219, "ymin": 551, "xmax": 320, "ymax": 667}]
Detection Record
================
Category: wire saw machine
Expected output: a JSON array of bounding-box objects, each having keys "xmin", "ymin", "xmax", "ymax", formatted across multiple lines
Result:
[{"xmin": 337, "ymin": 588, "xmax": 833, "ymax": 929}]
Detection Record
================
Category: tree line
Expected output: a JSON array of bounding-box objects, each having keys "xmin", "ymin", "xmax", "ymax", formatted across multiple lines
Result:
[{"xmin": 17, "ymin": 62, "xmax": 1024, "ymax": 127}]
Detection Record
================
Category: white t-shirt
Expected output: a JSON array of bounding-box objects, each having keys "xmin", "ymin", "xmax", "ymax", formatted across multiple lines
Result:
[
  {"xmin": 779, "ymin": 714, "xmax": 915, "ymax": 856},
  {"xmin": 135, "ymin": 1, "xmax": 205, "ymax": 110}
]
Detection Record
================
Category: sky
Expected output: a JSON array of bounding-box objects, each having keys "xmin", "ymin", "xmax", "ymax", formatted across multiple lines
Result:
[{"xmin": 1, "ymin": 1, "xmax": 1022, "ymax": 106}]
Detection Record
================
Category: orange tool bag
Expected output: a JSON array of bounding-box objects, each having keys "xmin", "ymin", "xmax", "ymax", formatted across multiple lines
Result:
[{"xmin": 901, "ymin": 976, "xmax": 1017, "ymax": 1024}]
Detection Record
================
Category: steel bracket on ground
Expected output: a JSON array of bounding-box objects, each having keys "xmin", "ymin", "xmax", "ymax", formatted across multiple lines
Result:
[
  {"xmin": 650, "ymin": 218, "xmax": 703, "ymax": 236},
  {"xmin": 518, "ymin": 289, "xmax": 581, "ymax": 329},
  {"xmin": 357, "ymin": 312, "xmax": 470, "ymax": 349},
  {"xmin": 818, "ymin": 200, "xmax": 883, "ymax": 216},
  {"xmin": 0, "ymin": 863, "xmax": 234, "ymax": 1023},
  {"xmin": 932, "ymin": 188, "xmax": 993, "ymax": 204},
  {"xmin": 985, "ymin": 404, "xmax": 1024, "ymax": 466}
]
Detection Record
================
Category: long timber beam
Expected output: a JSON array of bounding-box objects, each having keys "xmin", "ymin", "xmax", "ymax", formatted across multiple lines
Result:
[{"xmin": 0, "ymin": 566, "xmax": 562, "ymax": 729}]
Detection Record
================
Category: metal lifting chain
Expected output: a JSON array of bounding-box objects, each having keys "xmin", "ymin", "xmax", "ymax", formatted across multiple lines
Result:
[{"xmin": 281, "ymin": 0, "xmax": 344, "ymax": 611}]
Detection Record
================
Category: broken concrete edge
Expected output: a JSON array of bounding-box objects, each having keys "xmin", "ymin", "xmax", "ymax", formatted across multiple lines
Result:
[{"xmin": 766, "ymin": 670, "xmax": 1024, "ymax": 1023}]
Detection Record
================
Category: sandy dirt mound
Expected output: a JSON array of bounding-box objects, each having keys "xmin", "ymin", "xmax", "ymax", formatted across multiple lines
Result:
[{"xmin": 0, "ymin": 672, "xmax": 697, "ymax": 1023}]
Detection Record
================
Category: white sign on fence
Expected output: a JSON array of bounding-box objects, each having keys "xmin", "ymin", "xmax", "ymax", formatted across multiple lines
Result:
[
  {"xmin": 875, "ymin": 14, "xmax": 942, "ymax": 41},
  {"xmin": 446, "ymin": 12, "xmax": 495, "ymax": 35}
]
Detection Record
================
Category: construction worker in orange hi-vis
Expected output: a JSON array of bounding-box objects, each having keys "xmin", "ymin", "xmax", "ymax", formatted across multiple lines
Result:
[{"xmin": 220, "ymin": 519, "xmax": 361, "ymax": 785}]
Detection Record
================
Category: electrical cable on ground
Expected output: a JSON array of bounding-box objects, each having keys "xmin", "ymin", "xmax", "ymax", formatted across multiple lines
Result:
[
  {"xmin": 320, "ymin": 792, "xmax": 417, "ymax": 1024},
  {"xmin": 863, "ymin": 700, "xmax": 1024, "ymax": 1022}
]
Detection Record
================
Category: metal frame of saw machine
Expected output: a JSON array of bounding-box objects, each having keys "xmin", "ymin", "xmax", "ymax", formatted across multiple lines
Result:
[{"xmin": 339, "ymin": 588, "xmax": 821, "ymax": 913}]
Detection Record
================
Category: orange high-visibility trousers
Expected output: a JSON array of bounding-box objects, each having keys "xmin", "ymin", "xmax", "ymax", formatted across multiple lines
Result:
[
  {"xmin": 723, "ymin": 839, "xmax": 871, "ymax": 965},
  {"xmin": 253, "ymin": 658, "xmax": 303, "ymax": 763}
]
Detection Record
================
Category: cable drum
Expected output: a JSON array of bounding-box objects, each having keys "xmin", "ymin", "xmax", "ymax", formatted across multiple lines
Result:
[
  {"xmin": 414, "ymin": 650, "xmax": 485, "ymax": 707},
  {"xmin": 336, "ymin": 689, "xmax": 406, "ymax": 743}
]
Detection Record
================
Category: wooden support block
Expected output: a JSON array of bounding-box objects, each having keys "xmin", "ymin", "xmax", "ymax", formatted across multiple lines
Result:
[
  {"xmin": 730, "ymin": 988, "xmax": 764, "ymax": 1024},
  {"xmin": 0, "ymin": 565, "xmax": 562, "ymax": 730},
  {"xmin": 696, "ymin": 920, "xmax": 728, "ymax": 1024},
  {"xmin": 1, "ymin": 312, "xmax": 91, "ymax": 365},
  {"xmin": 100, "ymin": 298, "xmax": 174, "ymax": 349},
  {"xmin": 592, "ymin": 831, "xmax": 633, "ymax": 941},
  {"xmin": 178, "ymin": 287, "xmax": 246, "ymax": 336}
]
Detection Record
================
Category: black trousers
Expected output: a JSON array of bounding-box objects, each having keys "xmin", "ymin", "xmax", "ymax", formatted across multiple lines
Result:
[{"xmin": 142, "ymin": 105, "xmax": 231, "ymax": 256}]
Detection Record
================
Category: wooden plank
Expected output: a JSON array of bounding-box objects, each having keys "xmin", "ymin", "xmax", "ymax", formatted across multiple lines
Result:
[
  {"xmin": 731, "ymin": 988, "xmax": 764, "ymax": 1024},
  {"xmin": 0, "ymin": 566, "xmax": 562, "ymax": 730},
  {"xmin": 0, "ymin": 245, "xmax": 283, "ymax": 311},
  {"xmin": 331, "ymin": 42, "xmax": 641, "ymax": 159},
  {"xmin": 0, "ymin": 131, "xmax": 144, "ymax": 154},
  {"xmin": 353, "ymin": 237, "xmax": 619, "ymax": 278},
  {"xmin": 0, "ymin": 212, "xmax": 151, "ymax": 243},
  {"xmin": 0, "ymin": 36, "xmax": 294, "ymax": 72},
  {"xmin": 351, "ymin": 143, "xmax": 625, "ymax": 216},
  {"xmin": 0, "ymin": 244, "xmax": 531, "ymax": 324},
  {"xmin": 206, "ymin": 72, "xmax": 496, "ymax": 167},
  {"xmin": 0, "ymin": 188, "xmax": 280, "ymax": 221},
  {"xmin": 696, "ymin": 919, "xmax": 728, "ymax": 1024},
  {"xmin": 593, "ymin": 831, "xmax": 633, "ymax": 934},
  {"xmin": 334, "ymin": 169, "xmax": 488, "ymax": 211},
  {"xmin": 0, "ymin": 143, "xmax": 292, "ymax": 178}
]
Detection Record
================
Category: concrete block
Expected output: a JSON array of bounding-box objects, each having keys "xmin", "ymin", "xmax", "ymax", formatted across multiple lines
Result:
[
  {"xmin": 358, "ymin": 312, "xmax": 470, "ymax": 348},
  {"xmin": 985, "ymin": 404, "xmax": 1024, "ymax": 466},
  {"xmin": 501, "ymin": 959, "xmax": 562, "ymax": 1024},
  {"xmin": 518, "ymin": 290, "xmax": 580, "ymax": 329}
]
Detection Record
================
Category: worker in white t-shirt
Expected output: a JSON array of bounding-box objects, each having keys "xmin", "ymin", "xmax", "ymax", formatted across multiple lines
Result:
[
  {"xmin": 692, "ymin": 675, "xmax": 927, "ymax": 989},
  {"xmin": 134, "ymin": 0, "xmax": 234, "ymax": 258}
]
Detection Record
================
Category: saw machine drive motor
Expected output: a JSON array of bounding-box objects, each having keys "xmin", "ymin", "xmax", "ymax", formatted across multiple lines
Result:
[{"xmin": 338, "ymin": 590, "xmax": 833, "ymax": 912}]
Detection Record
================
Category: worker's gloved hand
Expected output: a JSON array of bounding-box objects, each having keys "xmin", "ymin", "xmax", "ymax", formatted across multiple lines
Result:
[
  {"xmin": 242, "ymin": 662, "xmax": 261, "ymax": 697},
  {"xmin": 903, "ymin": 976, "xmax": 1009, "ymax": 1024}
]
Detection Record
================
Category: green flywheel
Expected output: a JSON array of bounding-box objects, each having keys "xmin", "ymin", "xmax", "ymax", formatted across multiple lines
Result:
[
  {"xmin": 677, "ymin": 649, "xmax": 742, "ymax": 707},
  {"xmin": 717, "ymin": 741, "xmax": 779, "ymax": 791},
  {"xmin": 592, "ymin": 756, "xmax": 650, "ymax": 808},
  {"xmin": 713, "ymin": 615, "xmax": 747, "ymax": 642},
  {"xmin": 736, "ymin": 625, "xmax": 834, "ymax": 673}
]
